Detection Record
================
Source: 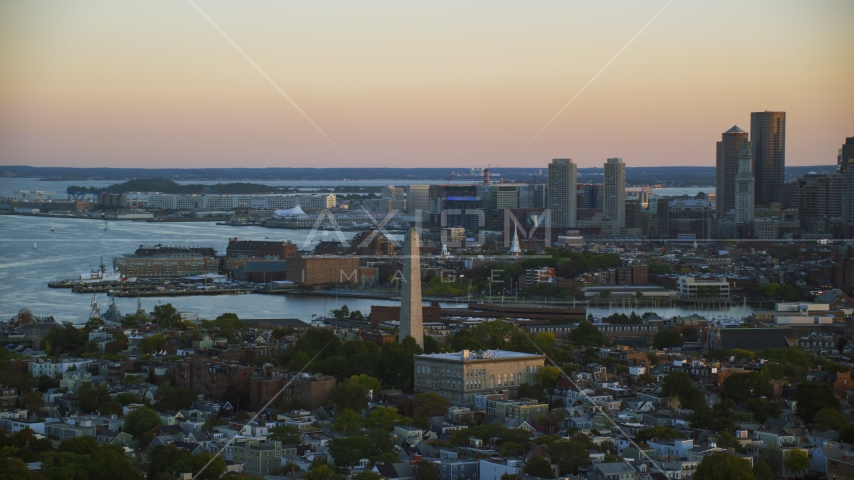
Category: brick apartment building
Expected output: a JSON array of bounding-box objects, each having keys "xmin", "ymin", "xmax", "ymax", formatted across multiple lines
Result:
[
  {"xmin": 174, "ymin": 361, "xmax": 254, "ymax": 398},
  {"xmin": 616, "ymin": 264, "xmax": 649, "ymax": 286},
  {"xmin": 249, "ymin": 369, "xmax": 336, "ymax": 410}
]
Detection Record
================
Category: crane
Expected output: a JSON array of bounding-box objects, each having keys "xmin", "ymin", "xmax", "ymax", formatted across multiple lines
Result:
[{"xmin": 445, "ymin": 170, "xmax": 456, "ymax": 186}]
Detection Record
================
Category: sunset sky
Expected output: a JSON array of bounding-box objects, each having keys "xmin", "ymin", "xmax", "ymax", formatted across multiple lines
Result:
[{"xmin": 1, "ymin": 1, "xmax": 852, "ymax": 169}]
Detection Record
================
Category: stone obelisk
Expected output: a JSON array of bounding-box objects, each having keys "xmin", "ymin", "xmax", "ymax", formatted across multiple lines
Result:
[{"xmin": 399, "ymin": 227, "xmax": 423, "ymax": 347}]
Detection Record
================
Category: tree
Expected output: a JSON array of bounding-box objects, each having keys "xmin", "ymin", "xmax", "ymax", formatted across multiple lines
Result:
[
  {"xmin": 814, "ymin": 407, "xmax": 845, "ymax": 432},
  {"xmin": 662, "ymin": 372, "xmax": 706, "ymax": 410},
  {"xmin": 328, "ymin": 435, "xmax": 374, "ymax": 467},
  {"xmin": 270, "ymin": 425, "xmax": 302, "ymax": 445},
  {"xmin": 548, "ymin": 434, "xmax": 595, "ymax": 474},
  {"xmin": 752, "ymin": 460, "xmax": 774, "ymax": 480},
  {"xmin": 304, "ymin": 464, "xmax": 345, "ymax": 480},
  {"xmin": 635, "ymin": 426, "xmax": 682, "ymax": 442},
  {"xmin": 137, "ymin": 334, "xmax": 165, "ymax": 354},
  {"xmin": 414, "ymin": 392, "xmax": 449, "ymax": 418},
  {"xmin": 154, "ymin": 381, "xmax": 197, "ymax": 411},
  {"xmin": 148, "ymin": 443, "xmax": 226, "ymax": 480},
  {"xmin": 22, "ymin": 391, "xmax": 44, "ymax": 411},
  {"xmin": 535, "ymin": 366, "xmax": 562, "ymax": 389},
  {"xmin": 653, "ymin": 330, "xmax": 683, "ymax": 349},
  {"xmin": 152, "ymin": 304, "xmax": 182, "ymax": 328},
  {"xmin": 523, "ymin": 456, "xmax": 555, "ymax": 478},
  {"xmin": 794, "ymin": 381, "xmax": 839, "ymax": 423},
  {"xmin": 353, "ymin": 471, "xmax": 385, "ymax": 480},
  {"xmin": 331, "ymin": 377, "xmax": 371, "ymax": 412},
  {"xmin": 416, "ymin": 459, "xmax": 440, "ymax": 480},
  {"xmin": 368, "ymin": 406, "xmax": 406, "ymax": 430},
  {"xmin": 123, "ymin": 406, "xmax": 162, "ymax": 439},
  {"xmin": 785, "ymin": 450, "xmax": 810, "ymax": 475},
  {"xmin": 694, "ymin": 452, "xmax": 754, "ymax": 480},
  {"xmin": 682, "ymin": 327, "xmax": 699, "ymax": 342},
  {"xmin": 722, "ymin": 372, "xmax": 772, "ymax": 404},
  {"xmin": 746, "ymin": 398, "xmax": 781, "ymax": 424},
  {"xmin": 569, "ymin": 321, "xmax": 608, "ymax": 347},
  {"xmin": 332, "ymin": 409, "xmax": 367, "ymax": 433}
]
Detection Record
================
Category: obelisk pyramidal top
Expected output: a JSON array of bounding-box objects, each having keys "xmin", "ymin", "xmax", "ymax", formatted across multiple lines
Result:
[{"xmin": 399, "ymin": 227, "xmax": 423, "ymax": 347}]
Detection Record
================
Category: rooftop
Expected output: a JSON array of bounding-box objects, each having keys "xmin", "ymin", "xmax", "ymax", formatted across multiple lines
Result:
[{"xmin": 416, "ymin": 350, "xmax": 543, "ymax": 361}]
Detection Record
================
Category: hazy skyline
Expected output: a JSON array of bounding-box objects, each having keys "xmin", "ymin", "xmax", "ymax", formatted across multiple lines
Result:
[{"xmin": 1, "ymin": 1, "xmax": 852, "ymax": 169}]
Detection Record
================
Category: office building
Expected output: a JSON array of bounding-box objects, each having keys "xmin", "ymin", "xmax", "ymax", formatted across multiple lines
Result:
[
  {"xmin": 734, "ymin": 139, "xmax": 755, "ymax": 225},
  {"xmin": 406, "ymin": 185, "xmax": 430, "ymax": 216},
  {"xmin": 603, "ymin": 158, "xmax": 626, "ymax": 231},
  {"xmin": 400, "ymin": 228, "xmax": 424, "ymax": 347},
  {"xmin": 716, "ymin": 126, "xmax": 750, "ymax": 219},
  {"xmin": 413, "ymin": 350, "xmax": 545, "ymax": 406},
  {"xmin": 751, "ymin": 111, "xmax": 786, "ymax": 206},
  {"xmin": 478, "ymin": 184, "xmax": 521, "ymax": 229},
  {"xmin": 842, "ymin": 138, "xmax": 854, "ymax": 227},
  {"xmin": 548, "ymin": 158, "xmax": 577, "ymax": 229},
  {"xmin": 582, "ymin": 184, "xmax": 603, "ymax": 209},
  {"xmin": 667, "ymin": 199, "xmax": 712, "ymax": 240},
  {"xmin": 519, "ymin": 183, "xmax": 547, "ymax": 209}
]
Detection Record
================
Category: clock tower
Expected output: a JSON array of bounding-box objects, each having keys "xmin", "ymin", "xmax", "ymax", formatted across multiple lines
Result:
[{"xmin": 734, "ymin": 138, "xmax": 755, "ymax": 228}]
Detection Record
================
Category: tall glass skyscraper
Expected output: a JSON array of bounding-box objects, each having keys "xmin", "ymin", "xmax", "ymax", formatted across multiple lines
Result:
[
  {"xmin": 716, "ymin": 126, "xmax": 749, "ymax": 219},
  {"xmin": 750, "ymin": 111, "xmax": 786, "ymax": 206}
]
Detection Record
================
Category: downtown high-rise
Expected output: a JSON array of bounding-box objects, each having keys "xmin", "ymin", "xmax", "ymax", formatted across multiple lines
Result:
[
  {"xmin": 548, "ymin": 158, "xmax": 577, "ymax": 229},
  {"xmin": 716, "ymin": 126, "xmax": 749, "ymax": 219},
  {"xmin": 750, "ymin": 111, "xmax": 786, "ymax": 206},
  {"xmin": 603, "ymin": 158, "xmax": 626, "ymax": 231},
  {"xmin": 734, "ymin": 139, "xmax": 755, "ymax": 225}
]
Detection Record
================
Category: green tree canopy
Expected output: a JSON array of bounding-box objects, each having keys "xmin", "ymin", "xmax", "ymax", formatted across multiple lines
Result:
[
  {"xmin": 694, "ymin": 453, "xmax": 754, "ymax": 480},
  {"xmin": 652, "ymin": 330, "xmax": 683, "ymax": 349},
  {"xmin": 523, "ymin": 456, "xmax": 555, "ymax": 478},
  {"xmin": 123, "ymin": 406, "xmax": 162, "ymax": 438},
  {"xmin": 331, "ymin": 378, "xmax": 371, "ymax": 412},
  {"xmin": 794, "ymin": 381, "xmax": 839, "ymax": 423},
  {"xmin": 569, "ymin": 322, "xmax": 608, "ymax": 348}
]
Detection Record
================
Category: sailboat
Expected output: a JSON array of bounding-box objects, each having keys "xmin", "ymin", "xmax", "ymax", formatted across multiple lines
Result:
[
  {"xmin": 103, "ymin": 221, "xmax": 108, "ymax": 231},
  {"xmin": 50, "ymin": 221, "xmax": 55, "ymax": 232},
  {"xmin": 32, "ymin": 242, "xmax": 37, "ymax": 249}
]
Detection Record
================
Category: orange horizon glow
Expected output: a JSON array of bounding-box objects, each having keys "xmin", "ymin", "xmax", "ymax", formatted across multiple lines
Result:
[{"xmin": 1, "ymin": 0, "xmax": 852, "ymax": 169}]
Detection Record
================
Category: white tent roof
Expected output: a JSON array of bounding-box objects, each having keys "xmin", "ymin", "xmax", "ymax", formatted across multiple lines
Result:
[{"xmin": 274, "ymin": 205, "xmax": 307, "ymax": 216}]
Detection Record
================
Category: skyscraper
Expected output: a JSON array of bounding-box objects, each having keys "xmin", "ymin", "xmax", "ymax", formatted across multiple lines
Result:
[
  {"xmin": 399, "ymin": 227, "xmax": 423, "ymax": 347},
  {"xmin": 603, "ymin": 158, "xmax": 626, "ymax": 231},
  {"xmin": 716, "ymin": 126, "xmax": 749, "ymax": 219},
  {"xmin": 841, "ymin": 137, "xmax": 854, "ymax": 227},
  {"xmin": 734, "ymin": 139, "xmax": 755, "ymax": 225},
  {"xmin": 750, "ymin": 111, "xmax": 786, "ymax": 206},
  {"xmin": 548, "ymin": 159, "xmax": 577, "ymax": 229}
]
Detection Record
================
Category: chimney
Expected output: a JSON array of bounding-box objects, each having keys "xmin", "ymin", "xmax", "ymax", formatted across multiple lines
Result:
[{"xmin": 483, "ymin": 169, "xmax": 490, "ymax": 184}]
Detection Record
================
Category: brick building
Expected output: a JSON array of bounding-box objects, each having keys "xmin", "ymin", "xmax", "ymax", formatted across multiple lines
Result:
[
  {"xmin": 173, "ymin": 361, "xmax": 254, "ymax": 397},
  {"xmin": 226, "ymin": 238, "xmax": 297, "ymax": 259},
  {"xmin": 286, "ymin": 257, "xmax": 361, "ymax": 285},
  {"xmin": 249, "ymin": 369, "xmax": 336, "ymax": 410}
]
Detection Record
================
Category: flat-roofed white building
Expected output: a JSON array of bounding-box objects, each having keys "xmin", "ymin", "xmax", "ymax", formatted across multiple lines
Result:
[{"xmin": 677, "ymin": 276, "xmax": 730, "ymax": 300}]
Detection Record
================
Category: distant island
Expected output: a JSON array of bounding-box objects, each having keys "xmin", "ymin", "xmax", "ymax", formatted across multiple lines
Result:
[
  {"xmin": 66, "ymin": 178, "xmax": 281, "ymax": 195},
  {"xmin": 1, "ymin": 165, "xmax": 838, "ymax": 188}
]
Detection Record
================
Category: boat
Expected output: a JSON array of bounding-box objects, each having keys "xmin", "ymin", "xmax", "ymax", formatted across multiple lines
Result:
[
  {"xmin": 50, "ymin": 221, "xmax": 55, "ymax": 232},
  {"xmin": 79, "ymin": 257, "xmax": 137, "ymax": 284},
  {"xmin": 32, "ymin": 242, "xmax": 37, "ymax": 249},
  {"xmin": 103, "ymin": 221, "xmax": 108, "ymax": 231}
]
